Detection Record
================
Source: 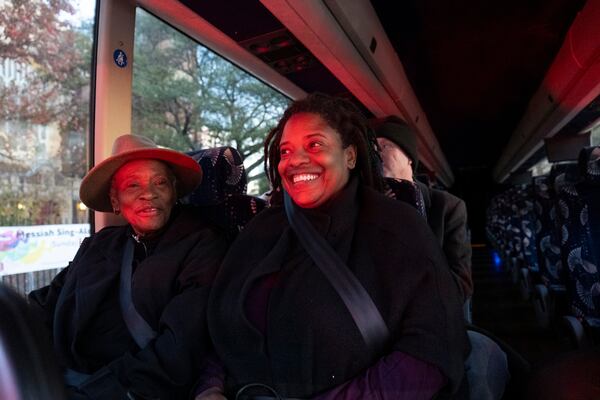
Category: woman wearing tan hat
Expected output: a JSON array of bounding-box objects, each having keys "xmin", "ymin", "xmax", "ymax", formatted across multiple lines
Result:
[{"xmin": 29, "ymin": 134, "xmax": 229, "ymax": 399}]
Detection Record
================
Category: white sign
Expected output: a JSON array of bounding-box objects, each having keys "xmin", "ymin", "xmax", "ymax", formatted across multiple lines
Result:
[{"xmin": 0, "ymin": 224, "xmax": 90, "ymax": 276}]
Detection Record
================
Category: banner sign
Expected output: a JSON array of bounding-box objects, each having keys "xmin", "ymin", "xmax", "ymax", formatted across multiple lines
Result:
[{"xmin": 0, "ymin": 224, "xmax": 90, "ymax": 276}]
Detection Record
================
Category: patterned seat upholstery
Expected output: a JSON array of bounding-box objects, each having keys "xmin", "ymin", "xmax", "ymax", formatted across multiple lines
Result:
[
  {"xmin": 533, "ymin": 176, "xmax": 554, "ymax": 280},
  {"xmin": 559, "ymin": 147, "xmax": 600, "ymax": 325},
  {"xmin": 186, "ymin": 146, "xmax": 248, "ymax": 204},
  {"xmin": 182, "ymin": 146, "xmax": 267, "ymax": 239},
  {"xmin": 495, "ymin": 185, "xmax": 536, "ymax": 282},
  {"xmin": 531, "ymin": 170, "xmax": 576, "ymax": 328},
  {"xmin": 534, "ymin": 166, "xmax": 578, "ymax": 290},
  {"xmin": 486, "ymin": 190, "xmax": 512, "ymax": 265},
  {"xmin": 514, "ymin": 183, "xmax": 539, "ymax": 274}
]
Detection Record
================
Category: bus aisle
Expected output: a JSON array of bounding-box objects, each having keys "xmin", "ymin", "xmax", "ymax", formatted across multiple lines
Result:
[{"xmin": 470, "ymin": 246, "xmax": 571, "ymax": 367}]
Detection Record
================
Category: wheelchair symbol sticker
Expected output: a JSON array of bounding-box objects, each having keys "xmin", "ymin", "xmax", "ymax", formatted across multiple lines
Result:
[{"xmin": 113, "ymin": 49, "xmax": 128, "ymax": 68}]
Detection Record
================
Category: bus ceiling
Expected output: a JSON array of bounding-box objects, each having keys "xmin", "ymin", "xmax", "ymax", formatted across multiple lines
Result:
[
  {"xmin": 492, "ymin": 0, "xmax": 600, "ymax": 183},
  {"xmin": 137, "ymin": 0, "xmax": 599, "ymax": 187}
]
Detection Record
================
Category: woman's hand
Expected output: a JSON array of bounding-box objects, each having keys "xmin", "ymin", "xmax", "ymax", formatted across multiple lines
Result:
[{"xmin": 194, "ymin": 386, "xmax": 227, "ymax": 400}]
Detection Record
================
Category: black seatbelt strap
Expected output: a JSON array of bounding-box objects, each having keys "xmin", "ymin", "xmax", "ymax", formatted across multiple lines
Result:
[
  {"xmin": 283, "ymin": 192, "xmax": 389, "ymax": 353},
  {"xmin": 120, "ymin": 238, "xmax": 157, "ymax": 349}
]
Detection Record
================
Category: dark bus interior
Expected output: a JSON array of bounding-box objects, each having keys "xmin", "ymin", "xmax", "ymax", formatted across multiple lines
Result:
[
  {"xmin": 175, "ymin": 0, "xmax": 597, "ymax": 242},
  {"xmin": 2, "ymin": 1, "xmax": 598, "ymax": 396},
  {"xmin": 161, "ymin": 0, "xmax": 600, "ymax": 367}
]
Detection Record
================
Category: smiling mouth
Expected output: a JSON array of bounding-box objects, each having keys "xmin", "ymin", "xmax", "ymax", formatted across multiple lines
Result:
[
  {"xmin": 291, "ymin": 173, "xmax": 320, "ymax": 184},
  {"xmin": 137, "ymin": 207, "xmax": 161, "ymax": 215}
]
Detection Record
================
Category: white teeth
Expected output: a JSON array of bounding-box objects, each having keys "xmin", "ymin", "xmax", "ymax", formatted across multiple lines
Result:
[{"xmin": 292, "ymin": 174, "xmax": 319, "ymax": 183}]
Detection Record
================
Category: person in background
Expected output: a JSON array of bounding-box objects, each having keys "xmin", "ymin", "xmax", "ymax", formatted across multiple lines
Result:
[
  {"xmin": 372, "ymin": 115, "xmax": 473, "ymax": 302},
  {"xmin": 197, "ymin": 93, "xmax": 468, "ymax": 399},
  {"xmin": 29, "ymin": 134, "xmax": 229, "ymax": 399},
  {"xmin": 373, "ymin": 116, "xmax": 513, "ymax": 400}
]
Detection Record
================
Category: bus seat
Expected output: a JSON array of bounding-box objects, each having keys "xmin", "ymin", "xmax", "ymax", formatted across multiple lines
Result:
[
  {"xmin": 498, "ymin": 185, "xmax": 537, "ymax": 286},
  {"xmin": 513, "ymin": 183, "xmax": 540, "ymax": 301},
  {"xmin": 494, "ymin": 187, "xmax": 524, "ymax": 283},
  {"xmin": 557, "ymin": 146, "xmax": 600, "ymax": 347},
  {"xmin": 486, "ymin": 193, "xmax": 511, "ymax": 266},
  {"xmin": 486, "ymin": 184, "xmax": 536, "ymax": 296},
  {"xmin": 186, "ymin": 146, "xmax": 248, "ymax": 204},
  {"xmin": 532, "ymin": 177, "xmax": 553, "ymax": 283},
  {"xmin": 531, "ymin": 164, "xmax": 582, "ymax": 329},
  {"xmin": 182, "ymin": 146, "xmax": 267, "ymax": 240}
]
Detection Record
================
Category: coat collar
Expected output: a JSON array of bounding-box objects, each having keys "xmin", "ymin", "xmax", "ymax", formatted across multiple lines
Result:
[
  {"xmin": 236, "ymin": 178, "xmax": 360, "ymax": 353},
  {"xmin": 299, "ymin": 176, "xmax": 359, "ymax": 242},
  {"xmin": 72, "ymin": 206, "xmax": 202, "ymax": 342}
]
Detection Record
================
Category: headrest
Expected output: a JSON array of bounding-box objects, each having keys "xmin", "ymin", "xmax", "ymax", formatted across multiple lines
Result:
[
  {"xmin": 578, "ymin": 146, "xmax": 600, "ymax": 184},
  {"xmin": 549, "ymin": 162, "xmax": 579, "ymax": 191},
  {"xmin": 181, "ymin": 146, "xmax": 268, "ymax": 240},
  {"xmin": 184, "ymin": 146, "xmax": 247, "ymax": 205}
]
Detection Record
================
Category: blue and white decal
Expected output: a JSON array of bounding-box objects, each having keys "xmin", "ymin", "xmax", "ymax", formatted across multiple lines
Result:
[{"xmin": 113, "ymin": 49, "xmax": 128, "ymax": 68}]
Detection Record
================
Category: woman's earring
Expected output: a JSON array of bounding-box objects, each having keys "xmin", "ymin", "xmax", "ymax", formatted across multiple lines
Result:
[{"xmin": 113, "ymin": 208, "xmax": 120, "ymax": 215}]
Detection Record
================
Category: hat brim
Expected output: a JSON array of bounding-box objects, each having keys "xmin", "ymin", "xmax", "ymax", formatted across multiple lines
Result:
[{"xmin": 79, "ymin": 148, "xmax": 202, "ymax": 212}]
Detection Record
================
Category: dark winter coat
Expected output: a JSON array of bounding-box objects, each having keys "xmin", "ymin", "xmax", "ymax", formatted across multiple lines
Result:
[
  {"xmin": 208, "ymin": 181, "xmax": 469, "ymax": 398},
  {"xmin": 417, "ymin": 181, "xmax": 473, "ymax": 301},
  {"xmin": 29, "ymin": 205, "xmax": 228, "ymax": 399}
]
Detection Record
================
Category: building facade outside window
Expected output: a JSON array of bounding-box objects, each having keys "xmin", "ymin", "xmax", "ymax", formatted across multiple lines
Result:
[{"xmin": 0, "ymin": 0, "xmax": 95, "ymax": 294}]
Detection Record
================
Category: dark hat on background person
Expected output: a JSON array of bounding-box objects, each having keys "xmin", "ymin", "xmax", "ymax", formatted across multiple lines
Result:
[
  {"xmin": 372, "ymin": 116, "xmax": 419, "ymax": 171},
  {"xmin": 79, "ymin": 134, "xmax": 202, "ymax": 212}
]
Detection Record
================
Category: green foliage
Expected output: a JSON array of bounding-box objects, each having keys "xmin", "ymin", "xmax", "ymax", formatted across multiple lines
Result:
[{"xmin": 132, "ymin": 9, "xmax": 289, "ymax": 184}]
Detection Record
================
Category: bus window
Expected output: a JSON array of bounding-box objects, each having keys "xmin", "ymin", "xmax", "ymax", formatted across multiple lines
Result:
[
  {"xmin": 131, "ymin": 8, "xmax": 290, "ymax": 195},
  {"xmin": 0, "ymin": 0, "xmax": 96, "ymax": 294}
]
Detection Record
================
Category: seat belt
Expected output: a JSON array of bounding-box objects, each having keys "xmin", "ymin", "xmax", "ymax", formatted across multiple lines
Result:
[
  {"xmin": 283, "ymin": 192, "xmax": 389, "ymax": 353},
  {"xmin": 120, "ymin": 238, "xmax": 157, "ymax": 349}
]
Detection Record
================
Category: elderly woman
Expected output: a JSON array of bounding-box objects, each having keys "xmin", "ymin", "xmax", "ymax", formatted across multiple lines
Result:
[
  {"xmin": 200, "ymin": 93, "xmax": 468, "ymax": 399},
  {"xmin": 29, "ymin": 134, "xmax": 229, "ymax": 399}
]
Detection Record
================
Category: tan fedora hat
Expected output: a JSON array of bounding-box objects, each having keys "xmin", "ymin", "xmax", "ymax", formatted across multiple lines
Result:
[{"xmin": 79, "ymin": 134, "xmax": 202, "ymax": 212}]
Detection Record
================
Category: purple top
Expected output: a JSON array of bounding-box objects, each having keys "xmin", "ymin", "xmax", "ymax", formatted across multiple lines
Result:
[
  {"xmin": 313, "ymin": 351, "xmax": 446, "ymax": 399},
  {"xmin": 195, "ymin": 273, "xmax": 447, "ymax": 398},
  {"xmin": 195, "ymin": 351, "xmax": 445, "ymax": 399}
]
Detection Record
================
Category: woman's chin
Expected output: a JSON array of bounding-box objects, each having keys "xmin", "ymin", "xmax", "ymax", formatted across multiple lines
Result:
[
  {"xmin": 132, "ymin": 220, "xmax": 167, "ymax": 237},
  {"xmin": 291, "ymin": 195, "xmax": 324, "ymax": 209}
]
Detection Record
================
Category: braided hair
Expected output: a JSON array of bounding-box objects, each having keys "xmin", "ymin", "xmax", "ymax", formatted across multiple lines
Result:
[{"xmin": 264, "ymin": 93, "xmax": 384, "ymax": 200}]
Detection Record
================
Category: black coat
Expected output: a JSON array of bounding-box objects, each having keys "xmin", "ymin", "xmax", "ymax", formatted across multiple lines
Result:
[
  {"xmin": 208, "ymin": 183, "xmax": 469, "ymax": 398},
  {"xmin": 29, "ymin": 206, "xmax": 228, "ymax": 399},
  {"xmin": 417, "ymin": 181, "xmax": 473, "ymax": 301}
]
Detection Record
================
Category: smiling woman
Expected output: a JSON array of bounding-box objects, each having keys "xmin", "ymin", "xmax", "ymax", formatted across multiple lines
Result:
[
  {"xmin": 277, "ymin": 113, "xmax": 356, "ymax": 208},
  {"xmin": 264, "ymin": 92, "xmax": 384, "ymax": 205},
  {"xmin": 29, "ymin": 134, "xmax": 229, "ymax": 399},
  {"xmin": 109, "ymin": 159, "xmax": 177, "ymax": 237},
  {"xmin": 202, "ymin": 93, "xmax": 469, "ymax": 400}
]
